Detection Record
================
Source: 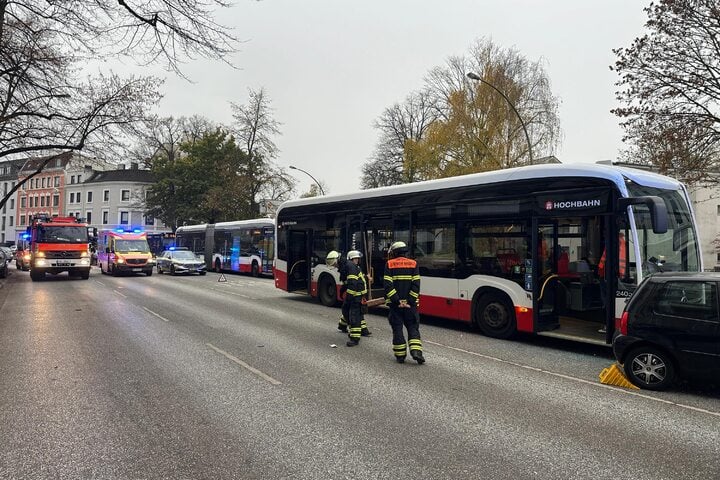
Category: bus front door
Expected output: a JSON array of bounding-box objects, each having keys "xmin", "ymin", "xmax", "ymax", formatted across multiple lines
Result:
[
  {"xmin": 533, "ymin": 221, "xmax": 560, "ymax": 331},
  {"xmin": 287, "ymin": 230, "xmax": 309, "ymax": 293}
]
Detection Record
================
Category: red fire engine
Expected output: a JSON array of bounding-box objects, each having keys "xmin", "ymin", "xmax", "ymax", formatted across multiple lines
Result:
[{"xmin": 25, "ymin": 215, "xmax": 94, "ymax": 281}]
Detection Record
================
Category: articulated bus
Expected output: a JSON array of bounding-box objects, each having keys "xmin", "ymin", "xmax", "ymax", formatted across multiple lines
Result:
[
  {"xmin": 176, "ymin": 219, "xmax": 275, "ymax": 276},
  {"xmin": 274, "ymin": 163, "xmax": 701, "ymax": 345}
]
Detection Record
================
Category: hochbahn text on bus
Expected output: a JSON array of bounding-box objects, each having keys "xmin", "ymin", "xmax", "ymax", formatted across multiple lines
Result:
[
  {"xmin": 175, "ymin": 219, "xmax": 275, "ymax": 276},
  {"xmin": 273, "ymin": 163, "xmax": 701, "ymax": 345}
]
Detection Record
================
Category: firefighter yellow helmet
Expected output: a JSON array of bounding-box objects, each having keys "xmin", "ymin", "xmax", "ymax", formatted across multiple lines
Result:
[
  {"xmin": 326, "ymin": 250, "xmax": 340, "ymax": 266},
  {"xmin": 347, "ymin": 250, "xmax": 363, "ymax": 261},
  {"xmin": 389, "ymin": 241, "xmax": 408, "ymax": 257}
]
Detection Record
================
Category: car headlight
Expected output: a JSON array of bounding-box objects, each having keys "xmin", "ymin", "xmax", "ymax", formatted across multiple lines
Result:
[
  {"xmin": 117, "ymin": 257, "xmax": 125, "ymax": 264},
  {"xmin": 35, "ymin": 251, "xmax": 45, "ymax": 258}
]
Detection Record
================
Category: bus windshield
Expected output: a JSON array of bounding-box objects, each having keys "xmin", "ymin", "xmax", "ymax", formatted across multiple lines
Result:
[
  {"xmin": 626, "ymin": 184, "xmax": 700, "ymax": 276},
  {"xmin": 37, "ymin": 226, "xmax": 89, "ymax": 244},
  {"xmin": 115, "ymin": 240, "xmax": 150, "ymax": 252}
]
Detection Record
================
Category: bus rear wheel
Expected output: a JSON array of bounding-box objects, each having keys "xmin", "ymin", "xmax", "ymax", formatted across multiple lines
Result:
[
  {"xmin": 474, "ymin": 292, "xmax": 516, "ymax": 339},
  {"xmin": 318, "ymin": 275, "xmax": 338, "ymax": 307},
  {"xmin": 251, "ymin": 262, "xmax": 259, "ymax": 277}
]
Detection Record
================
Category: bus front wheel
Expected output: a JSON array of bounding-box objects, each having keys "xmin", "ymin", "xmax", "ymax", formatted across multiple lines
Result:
[
  {"xmin": 251, "ymin": 261, "xmax": 259, "ymax": 277},
  {"xmin": 214, "ymin": 259, "xmax": 222, "ymax": 273},
  {"xmin": 318, "ymin": 275, "xmax": 338, "ymax": 307},
  {"xmin": 474, "ymin": 292, "xmax": 516, "ymax": 339}
]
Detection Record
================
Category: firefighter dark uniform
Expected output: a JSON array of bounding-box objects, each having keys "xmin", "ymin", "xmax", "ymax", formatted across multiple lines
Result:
[
  {"xmin": 345, "ymin": 250, "xmax": 368, "ymax": 347},
  {"xmin": 327, "ymin": 251, "xmax": 371, "ymax": 336},
  {"xmin": 383, "ymin": 242, "xmax": 424, "ymax": 364}
]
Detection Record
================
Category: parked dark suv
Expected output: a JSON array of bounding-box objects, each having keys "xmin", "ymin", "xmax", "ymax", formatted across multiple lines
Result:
[{"xmin": 613, "ymin": 272, "xmax": 720, "ymax": 390}]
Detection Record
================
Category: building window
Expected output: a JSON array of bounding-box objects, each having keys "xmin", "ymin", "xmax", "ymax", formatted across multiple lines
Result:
[
  {"xmin": 103, "ymin": 190, "xmax": 109, "ymax": 202},
  {"xmin": 121, "ymin": 190, "xmax": 130, "ymax": 201},
  {"xmin": 20, "ymin": 215, "xmax": 25, "ymax": 226},
  {"xmin": 120, "ymin": 211, "xmax": 129, "ymax": 225},
  {"xmin": 86, "ymin": 211, "xmax": 92, "ymax": 224},
  {"xmin": 70, "ymin": 175, "xmax": 75, "ymax": 184},
  {"xmin": 41, "ymin": 177, "xmax": 46, "ymax": 188},
  {"xmin": 87, "ymin": 191, "xmax": 93, "ymax": 203},
  {"xmin": 69, "ymin": 192, "xmax": 74, "ymax": 203},
  {"xmin": 10, "ymin": 198, "xmax": 14, "ymax": 209},
  {"xmin": 9, "ymin": 215, "xmax": 14, "ymax": 226},
  {"xmin": 20, "ymin": 197, "xmax": 26, "ymax": 208},
  {"xmin": 53, "ymin": 195, "xmax": 59, "ymax": 207},
  {"xmin": 77, "ymin": 174, "xmax": 82, "ymax": 183},
  {"xmin": 144, "ymin": 214, "xmax": 155, "ymax": 226},
  {"xmin": 102, "ymin": 211, "xmax": 109, "ymax": 225},
  {"xmin": 54, "ymin": 176, "xmax": 60, "ymax": 187}
]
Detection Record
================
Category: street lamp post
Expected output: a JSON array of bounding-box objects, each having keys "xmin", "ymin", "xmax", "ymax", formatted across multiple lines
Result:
[
  {"xmin": 466, "ymin": 72, "xmax": 533, "ymax": 163},
  {"xmin": 289, "ymin": 165, "xmax": 325, "ymax": 196}
]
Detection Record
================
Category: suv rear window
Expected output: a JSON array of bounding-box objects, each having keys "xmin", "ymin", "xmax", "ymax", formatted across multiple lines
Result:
[{"xmin": 654, "ymin": 281, "xmax": 719, "ymax": 322}]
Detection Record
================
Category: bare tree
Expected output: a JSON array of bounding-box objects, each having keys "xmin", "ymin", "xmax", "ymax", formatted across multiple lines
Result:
[
  {"xmin": 0, "ymin": 0, "xmax": 237, "ymax": 209},
  {"xmin": 230, "ymin": 87, "xmax": 294, "ymax": 214},
  {"xmin": 612, "ymin": 0, "xmax": 720, "ymax": 181},
  {"xmin": 361, "ymin": 90, "xmax": 439, "ymax": 188},
  {"xmin": 128, "ymin": 115, "xmax": 218, "ymax": 168}
]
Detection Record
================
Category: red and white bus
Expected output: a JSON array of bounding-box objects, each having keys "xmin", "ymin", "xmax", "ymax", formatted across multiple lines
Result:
[
  {"xmin": 274, "ymin": 163, "xmax": 701, "ymax": 345},
  {"xmin": 176, "ymin": 219, "xmax": 274, "ymax": 276}
]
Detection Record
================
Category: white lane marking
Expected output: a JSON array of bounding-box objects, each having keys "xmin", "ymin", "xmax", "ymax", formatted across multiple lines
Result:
[
  {"xmin": 94, "ymin": 280, "xmax": 105, "ymax": 286},
  {"xmin": 206, "ymin": 343, "xmax": 282, "ymax": 386},
  {"xmin": 113, "ymin": 290, "xmax": 127, "ymax": 298},
  {"xmin": 142, "ymin": 306, "xmax": 170, "ymax": 322},
  {"xmin": 208, "ymin": 287, "xmax": 258, "ymax": 300},
  {"xmin": 425, "ymin": 339, "xmax": 720, "ymax": 418}
]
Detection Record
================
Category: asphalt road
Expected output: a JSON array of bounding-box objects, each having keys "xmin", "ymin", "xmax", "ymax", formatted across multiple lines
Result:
[{"xmin": 0, "ymin": 267, "xmax": 718, "ymax": 479}]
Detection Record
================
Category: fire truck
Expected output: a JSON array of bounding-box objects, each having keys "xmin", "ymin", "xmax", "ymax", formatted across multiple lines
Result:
[
  {"xmin": 25, "ymin": 215, "xmax": 93, "ymax": 281},
  {"xmin": 97, "ymin": 228, "xmax": 155, "ymax": 276}
]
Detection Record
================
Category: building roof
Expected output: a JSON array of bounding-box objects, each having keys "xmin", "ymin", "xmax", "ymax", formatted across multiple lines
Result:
[{"xmin": 84, "ymin": 169, "xmax": 156, "ymax": 184}]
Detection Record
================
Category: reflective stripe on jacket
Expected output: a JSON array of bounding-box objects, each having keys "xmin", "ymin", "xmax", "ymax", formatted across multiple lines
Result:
[{"xmin": 383, "ymin": 256, "xmax": 420, "ymax": 307}]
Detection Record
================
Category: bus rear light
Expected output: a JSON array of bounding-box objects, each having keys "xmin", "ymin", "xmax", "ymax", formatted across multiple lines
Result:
[{"xmin": 620, "ymin": 311, "xmax": 629, "ymax": 335}]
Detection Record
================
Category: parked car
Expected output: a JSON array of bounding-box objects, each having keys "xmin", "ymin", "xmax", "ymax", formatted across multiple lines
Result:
[
  {"xmin": 0, "ymin": 248, "xmax": 9, "ymax": 278},
  {"xmin": 15, "ymin": 249, "xmax": 31, "ymax": 271},
  {"xmin": 613, "ymin": 272, "xmax": 720, "ymax": 390},
  {"xmin": 156, "ymin": 248, "xmax": 207, "ymax": 275},
  {"xmin": 0, "ymin": 246, "xmax": 12, "ymax": 264}
]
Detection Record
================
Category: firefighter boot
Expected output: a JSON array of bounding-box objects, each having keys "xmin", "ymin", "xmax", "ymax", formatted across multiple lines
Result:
[
  {"xmin": 410, "ymin": 350, "xmax": 425, "ymax": 364},
  {"xmin": 346, "ymin": 339, "xmax": 359, "ymax": 347},
  {"xmin": 396, "ymin": 356, "xmax": 405, "ymax": 364},
  {"xmin": 361, "ymin": 329, "xmax": 372, "ymax": 336},
  {"xmin": 338, "ymin": 315, "xmax": 348, "ymax": 333}
]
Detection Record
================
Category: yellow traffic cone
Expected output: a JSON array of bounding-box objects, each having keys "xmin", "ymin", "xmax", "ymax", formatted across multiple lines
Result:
[{"xmin": 599, "ymin": 363, "xmax": 640, "ymax": 389}]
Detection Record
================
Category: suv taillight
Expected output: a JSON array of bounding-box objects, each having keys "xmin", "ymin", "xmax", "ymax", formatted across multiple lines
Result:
[{"xmin": 620, "ymin": 311, "xmax": 629, "ymax": 335}]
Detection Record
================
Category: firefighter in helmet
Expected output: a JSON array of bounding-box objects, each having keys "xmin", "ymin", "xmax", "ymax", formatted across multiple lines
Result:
[
  {"xmin": 383, "ymin": 241, "xmax": 424, "ymax": 364},
  {"xmin": 344, "ymin": 250, "xmax": 368, "ymax": 346},
  {"xmin": 326, "ymin": 250, "xmax": 371, "ymax": 336}
]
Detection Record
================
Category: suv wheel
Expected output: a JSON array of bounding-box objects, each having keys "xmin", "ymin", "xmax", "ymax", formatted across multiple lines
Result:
[{"xmin": 623, "ymin": 346, "xmax": 676, "ymax": 391}]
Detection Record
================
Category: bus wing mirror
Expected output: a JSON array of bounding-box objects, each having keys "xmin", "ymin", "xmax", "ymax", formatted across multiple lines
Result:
[{"xmin": 617, "ymin": 196, "xmax": 668, "ymax": 234}]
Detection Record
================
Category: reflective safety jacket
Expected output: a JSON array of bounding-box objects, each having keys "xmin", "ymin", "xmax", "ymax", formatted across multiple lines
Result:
[
  {"xmin": 345, "ymin": 261, "xmax": 367, "ymax": 304},
  {"xmin": 383, "ymin": 256, "xmax": 421, "ymax": 307}
]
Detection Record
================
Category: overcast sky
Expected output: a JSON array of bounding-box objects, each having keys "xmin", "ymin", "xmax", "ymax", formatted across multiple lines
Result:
[{"xmin": 147, "ymin": 0, "xmax": 649, "ymax": 197}]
